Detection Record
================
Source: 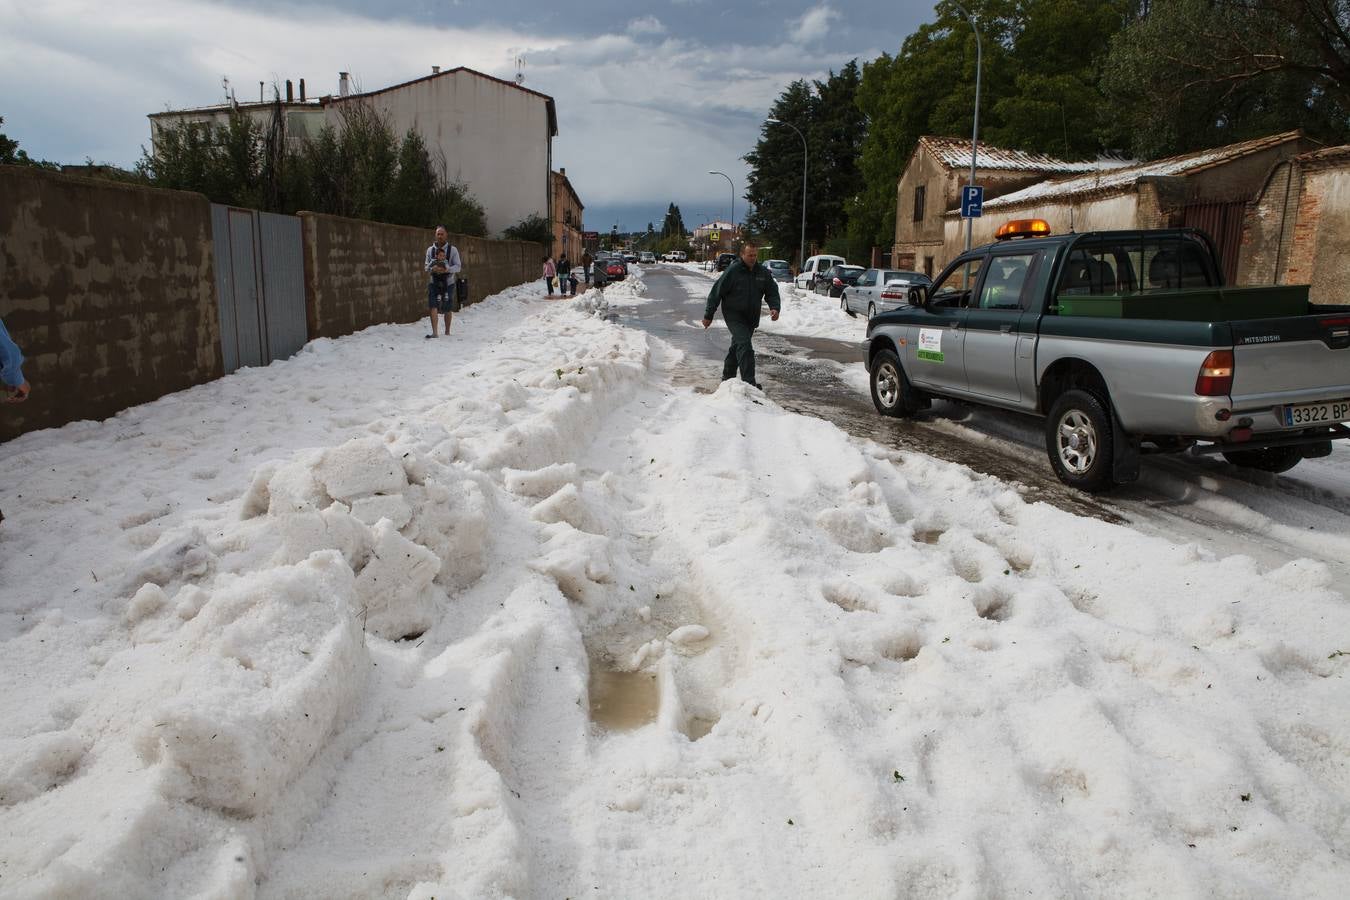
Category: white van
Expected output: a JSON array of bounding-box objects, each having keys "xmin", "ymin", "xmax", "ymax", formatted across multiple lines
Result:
[{"xmin": 796, "ymin": 254, "xmax": 846, "ymax": 290}]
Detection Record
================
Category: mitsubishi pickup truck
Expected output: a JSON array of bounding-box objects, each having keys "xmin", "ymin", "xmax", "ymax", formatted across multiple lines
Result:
[{"xmin": 864, "ymin": 219, "xmax": 1350, "ymax": 492}]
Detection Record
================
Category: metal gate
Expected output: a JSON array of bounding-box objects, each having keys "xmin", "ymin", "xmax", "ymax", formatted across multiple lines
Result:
[
  {"xmin": 1180, "ymin": 200, "xmax": 1247, "ymax": 286},
  {"xmin": 210, "ymin": 204, "xmax": 307, "ymax": 373}
]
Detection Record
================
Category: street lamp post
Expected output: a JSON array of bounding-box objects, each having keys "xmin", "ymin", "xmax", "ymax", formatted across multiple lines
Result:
[
  {"xmin": 953, "ymin": 3, "xmax": 983, "ymax": 253},
  {"xmin": 767, "ymin": 117, "xmax": 808, "ymax": 270},
  {"xmin": 709, "ymin": 171, "xmax": 735, "ymax": 239}
]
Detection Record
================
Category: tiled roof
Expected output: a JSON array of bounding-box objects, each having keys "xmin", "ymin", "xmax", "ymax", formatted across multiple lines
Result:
[
  {"xmin": 970, "ymin": 131, "xmax": 1307, "ymax": 214},
  {"xmin": 1296, "ymin": 144, "xmax": 1350, "ymax": 170},
  {"xmin": 919, "ymin": 135, "xmax": 1132, "ymax": 174}
]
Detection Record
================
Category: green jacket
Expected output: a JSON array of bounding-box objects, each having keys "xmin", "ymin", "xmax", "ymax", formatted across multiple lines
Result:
[{"xmin": 704, "ymin": 260, "xmax": 781, "ymax": 325}]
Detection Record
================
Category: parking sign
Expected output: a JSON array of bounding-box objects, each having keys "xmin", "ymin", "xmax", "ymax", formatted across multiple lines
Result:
[{"xmin": 960, "ymin": 185, "xmax": 984, "ymax": 218}]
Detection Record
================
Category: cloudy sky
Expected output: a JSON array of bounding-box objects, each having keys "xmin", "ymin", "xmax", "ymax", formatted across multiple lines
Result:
[{"xmin": 0, "ymin": 0, "xmax": 935, "ymax": 233}]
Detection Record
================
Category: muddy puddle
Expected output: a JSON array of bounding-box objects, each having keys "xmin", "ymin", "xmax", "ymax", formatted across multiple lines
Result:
[{"xmin": 588, "ymin": 665, "xmax": 659, "ymax": 733}]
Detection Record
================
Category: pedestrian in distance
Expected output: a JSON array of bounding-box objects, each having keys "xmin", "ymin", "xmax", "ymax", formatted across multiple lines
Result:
[
  {"xmin": 424, "ymin": 225, "xmax": 462, "ymax": 338},
  {"xmin": 1, "ymin": 317, "xmax": 30, "ymax": 404},
  {"xmin": 542, "ymin": 255, "xmax": 556, "ymax": 296},
  {"xmin": 701, "ymin": 241, "xmax": 781, "ymax": 389},
  {"xmin": 557, "ymin": 252, "xmax": 573, "ymax": 296},
  {"xmin": 582, "ymin": 250, "xmax": 594, "ymax": 285}
]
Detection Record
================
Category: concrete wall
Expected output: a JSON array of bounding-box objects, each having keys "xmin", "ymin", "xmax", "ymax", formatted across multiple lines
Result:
[
  {"xmin": 300, "ymin": 212, "xmax": 540, "ymax": 339},
  {"xmin": 0, "ymin": 166, "xmax": 222, "ymax": 442},
  {"xmin": 1237, "ymin": 162, "xmax": 1302, "ymax": 287},
  {"xmin": 346, "ymin": 70, "xmax": 552, "ymax": 236}
]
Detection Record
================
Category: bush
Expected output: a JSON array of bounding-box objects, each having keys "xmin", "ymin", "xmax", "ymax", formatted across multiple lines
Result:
[{"xmin": 500, "ymin": 213, "xmax": 552, "ymax": 246}]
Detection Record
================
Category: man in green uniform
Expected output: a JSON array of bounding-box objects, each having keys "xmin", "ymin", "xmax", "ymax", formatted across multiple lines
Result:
[{"xmin": 702, "ymin": 242, "xmax": 781, "ymax": 388}]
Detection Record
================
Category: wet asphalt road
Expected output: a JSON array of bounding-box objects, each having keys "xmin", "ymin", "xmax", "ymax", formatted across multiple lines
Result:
[{"xmin": 618, "ymin": 266, "xmax": 1124, "ymax": 522}]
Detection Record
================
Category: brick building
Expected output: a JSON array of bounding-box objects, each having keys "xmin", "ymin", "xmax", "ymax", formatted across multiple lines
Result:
[
  {"xmin": 949, "ymin": 131, "xmax": 1313, "ymax": 285},
  {"xmin": 551, "ymin": 167, "xmax": 584, "ymax": 261},
  {"xmin": 893, "ymin": 136, "xmax": 1133, "ymax": 278},
  {"xmin": 1239, "ymin": 145, "xmax": 1350, "ymax": 304}
]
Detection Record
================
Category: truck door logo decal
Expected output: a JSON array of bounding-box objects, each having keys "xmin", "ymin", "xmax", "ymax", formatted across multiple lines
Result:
[{"xmin": 918, "ymin": 328, "xmax": 944, "ymax": 363}]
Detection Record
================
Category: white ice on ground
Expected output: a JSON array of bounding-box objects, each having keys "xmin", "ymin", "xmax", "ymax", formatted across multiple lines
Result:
[{"xmin": 1, "ymin": 272, "xmax": 1347, "ymax": 898}]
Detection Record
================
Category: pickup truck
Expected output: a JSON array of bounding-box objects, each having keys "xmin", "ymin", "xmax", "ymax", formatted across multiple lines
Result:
[{"xmin": 864, "ymin": 221, "xmax": 1350, "ymax": 491}]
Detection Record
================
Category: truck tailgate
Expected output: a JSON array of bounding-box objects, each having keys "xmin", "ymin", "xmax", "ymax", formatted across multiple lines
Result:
[{"xmin": 1230, "ymin": 311, "xmax": 1350, "ymax": 409}]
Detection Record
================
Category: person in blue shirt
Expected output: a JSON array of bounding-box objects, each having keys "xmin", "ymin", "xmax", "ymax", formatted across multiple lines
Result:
[{"xmin": 0, "ymin": 317, "xmax": 29, "ymax": 403}]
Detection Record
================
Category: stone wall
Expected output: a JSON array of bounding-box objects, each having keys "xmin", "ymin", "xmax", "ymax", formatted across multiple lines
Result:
[
  {"xmin": 0, "ymin": 166, "xmax": 221, "ymax": 442},
  {"xmin": 300, "ymin": 212, "xmax": 541, "ymax": 339}
]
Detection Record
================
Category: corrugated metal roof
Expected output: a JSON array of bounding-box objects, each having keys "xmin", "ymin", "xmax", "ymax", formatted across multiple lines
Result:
[
  {"xmin": 920, "ymin": 135, "xmax": 1132, "ymax": 174},
  {"xmin": 970, "ymin": 131, "xmax": 1307, "ymax": 214}
]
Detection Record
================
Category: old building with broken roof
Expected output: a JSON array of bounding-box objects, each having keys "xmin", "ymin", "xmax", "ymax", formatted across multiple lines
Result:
[{"xmin": 896, "ymin": 131, "xmax": 1349, "ymax": 301}]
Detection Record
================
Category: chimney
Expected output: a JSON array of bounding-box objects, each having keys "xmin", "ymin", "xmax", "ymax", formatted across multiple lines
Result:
[
  {"xmin": 299, "ymin": 78, "xmax": 306, "ymax": 101},
  {"xmin": 432, "ymin": 65, "xmax": 440, "ymax": 74},
  {"xmin": 339, "ymin": 72, "xmax": 350, "ymax": 97},
  {"xmin": 259, "ymin": 81, "xmax": 264, "ymax": 102},
  {"xmin": 559, "ymin": 167, "xmax": 566, "ymax": 176},
  {"xmin": 285, "ymin": 80, "xmax": 294, "ymax": 102}
]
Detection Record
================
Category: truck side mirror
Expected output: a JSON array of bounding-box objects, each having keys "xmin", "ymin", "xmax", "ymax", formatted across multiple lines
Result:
[{"xmin": 908, "ymin": 285, "xmax": 928, "ymax": 307}]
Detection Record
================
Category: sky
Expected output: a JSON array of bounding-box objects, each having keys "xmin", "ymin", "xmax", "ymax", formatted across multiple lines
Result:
[{"xmin": 0, "ymin": 0, "xmax": 935, "ymax": 233}]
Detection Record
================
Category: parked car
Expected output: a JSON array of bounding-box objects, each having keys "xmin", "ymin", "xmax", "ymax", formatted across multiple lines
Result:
[
  {"xmin": 640, "ymin": 251, "xmax": 656, "ymax": 264},
  {"xmin": 604, "ymin": 258, "xmax": 628, "ymax": 280},
  {"xmin": 672, "ymin": 251, "xmax": 687, "ymax": 262},
  {"xmin": 864, "ymin": 219, "xmax": 1350, "ymax": 491},
  {"xmin": 764, "ymin": 259, "xmax": 793, "ymax": 283},
  {"xmin": 716, "ymin": 252, "xmax": 738, "ymax": 272},
  {"xmin": 795, "ymin": 254, "xmax": 846, "ymax": 290},
  {"xmin": 842, "ymin": 269, "xmax": 932, "ymax": 318},
  {"xmin": 623, "ymin": 251, "xmax": 639, "ymax": 263},
  {"xmin": 815, "ymin": 264, "xmax": 865, "ymax": 297}
]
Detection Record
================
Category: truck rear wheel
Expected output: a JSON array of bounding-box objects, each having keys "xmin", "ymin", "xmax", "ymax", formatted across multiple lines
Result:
[
  {"xmin": 1046, "ymin": 390, "xmax": 1116, "ymax": 492},
  {"xmin": 870, "ymin": 349, "xmax": 921, "ymax": 418},
  {"xmin": 1221, "ymin": 446, "xmax": 1303, "ymax": 473}
]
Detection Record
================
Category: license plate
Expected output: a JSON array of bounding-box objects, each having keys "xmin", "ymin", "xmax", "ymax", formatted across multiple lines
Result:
[{"xmin": 1282, "ymin": 399, "xmax": 1350, "ymax": 427}]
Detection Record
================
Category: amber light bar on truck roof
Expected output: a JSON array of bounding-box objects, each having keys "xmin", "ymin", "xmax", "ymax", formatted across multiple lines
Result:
[{"xmin": 994, "ymin": 219, "xmax": 1052, "ymax": 240}]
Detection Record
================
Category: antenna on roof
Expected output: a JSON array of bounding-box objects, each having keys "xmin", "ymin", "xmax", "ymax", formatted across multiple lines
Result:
[
  {"xmin": 514, "ymin": 55, "xmax": 525, "ymax": 85},
  {"xmin": 222, "ymin": 76, "xmax": 231, "ymax": 101}
]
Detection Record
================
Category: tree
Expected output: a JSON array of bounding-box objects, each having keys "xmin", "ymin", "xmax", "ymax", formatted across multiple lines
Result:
[
  {"xmin": 138, "ymin": 103, "xmax": 487, "ymax": 235},
  {"xmin": 846, "ymin": 0, "xmax": 1134, "ymax": 252},
  {"xmin": 746, "ymin": 64, "xmax": 867, "ymax": 263},
  {"xmin": 1101, "ymin": 0, "xmax": 1350, "ymax": 158},
  {"xmin": 501, "ymin": 213, "xmax": 552, "ymax": 246},
  {"xmin": 0, "ymin": 116, "xmax": 58, "ymax": 169},
  {"xmin": 661, "ymin": 203, "xmax": 686, "ymax": 238}
]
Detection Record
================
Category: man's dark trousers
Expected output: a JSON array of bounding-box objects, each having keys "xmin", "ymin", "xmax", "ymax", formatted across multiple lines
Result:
[{"xmin": 722, "ymin": 313, "xmax": 757, "ymax": 384}]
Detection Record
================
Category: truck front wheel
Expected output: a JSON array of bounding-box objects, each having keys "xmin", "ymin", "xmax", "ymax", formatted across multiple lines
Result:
[
  {"xmin": 1046, "ymin": 390, "xmax": 1116, "ymax": 492},
  {"xmin": 1221, "ymin": 446, "xmax": 1303, "ymax": 473},
  {"xmin": 870, "ymin": 349, "xmax": 921, "ymax": 418}
]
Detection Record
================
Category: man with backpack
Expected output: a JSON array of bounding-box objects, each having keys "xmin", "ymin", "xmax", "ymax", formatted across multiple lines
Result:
[{"xmin": 424, "ymin": 226, "xmax": 462, "ymax": 338}]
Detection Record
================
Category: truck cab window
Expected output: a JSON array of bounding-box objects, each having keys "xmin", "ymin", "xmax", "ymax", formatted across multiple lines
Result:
[
  {"xmin": 977, "ymin": 253, "xmax": 1037, "ymax": 310},
  {"xmin": 929, "ymin": 258, "xmax": 984, "ymax": 308}
]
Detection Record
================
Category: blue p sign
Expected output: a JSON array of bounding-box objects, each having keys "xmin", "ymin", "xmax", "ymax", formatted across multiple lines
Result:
[{"xmin": 961, "ymin": 185, "xmax": 984, "ymax": 218}]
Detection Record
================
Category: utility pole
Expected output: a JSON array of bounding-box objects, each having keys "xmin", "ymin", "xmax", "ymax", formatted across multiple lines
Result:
[{"xmin": 954, "ymin": 3, "xmax": 983, "ymax": 253}]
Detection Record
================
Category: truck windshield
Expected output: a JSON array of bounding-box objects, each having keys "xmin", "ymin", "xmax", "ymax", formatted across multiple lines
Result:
[{"xmin": 1058, "ymin": 235, "xmax": 1215, "ymax": 296}]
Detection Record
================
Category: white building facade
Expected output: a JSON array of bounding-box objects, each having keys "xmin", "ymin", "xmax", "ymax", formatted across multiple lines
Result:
[{"xmin": 149, "ymin": 67, "xmax": 559, "ymax": 236}]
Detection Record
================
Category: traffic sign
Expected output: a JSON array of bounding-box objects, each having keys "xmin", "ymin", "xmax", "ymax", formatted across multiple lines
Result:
[
  {"xmin": 709, "ymin": 231, "xmax": 721, "ymax": 242},
  {"xmin": 960, "ymin": 185, "xmax": 984, "ymax": 218}
]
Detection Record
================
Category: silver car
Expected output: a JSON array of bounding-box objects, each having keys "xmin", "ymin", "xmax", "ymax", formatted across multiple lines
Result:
[{"xmin": 841, "ymin": 269, "xmax": 932, "ymax": 319}]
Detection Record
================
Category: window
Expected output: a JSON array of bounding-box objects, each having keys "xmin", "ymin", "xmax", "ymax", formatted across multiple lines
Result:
[
  {"xmin": 1056, "ymin": 235, "xmax": 1216, "ymax": 297},
  {"xmin": 930, "ymin": 257, "xmax": 984, "ymax": 308},
  {"xmin": 976, "ymin": 253, "xmax": 1038, "ymax": 310},
  {"xmin": 923, "ymin": 256, "xmax": 934, "ymax": 278},
  {"xmin": 913, "ymin": 185, "xmax": 926, "ymax": 222},
  {"xmin": 856, "ymin": 269, "xmax": 876, "ymax": 286}
]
